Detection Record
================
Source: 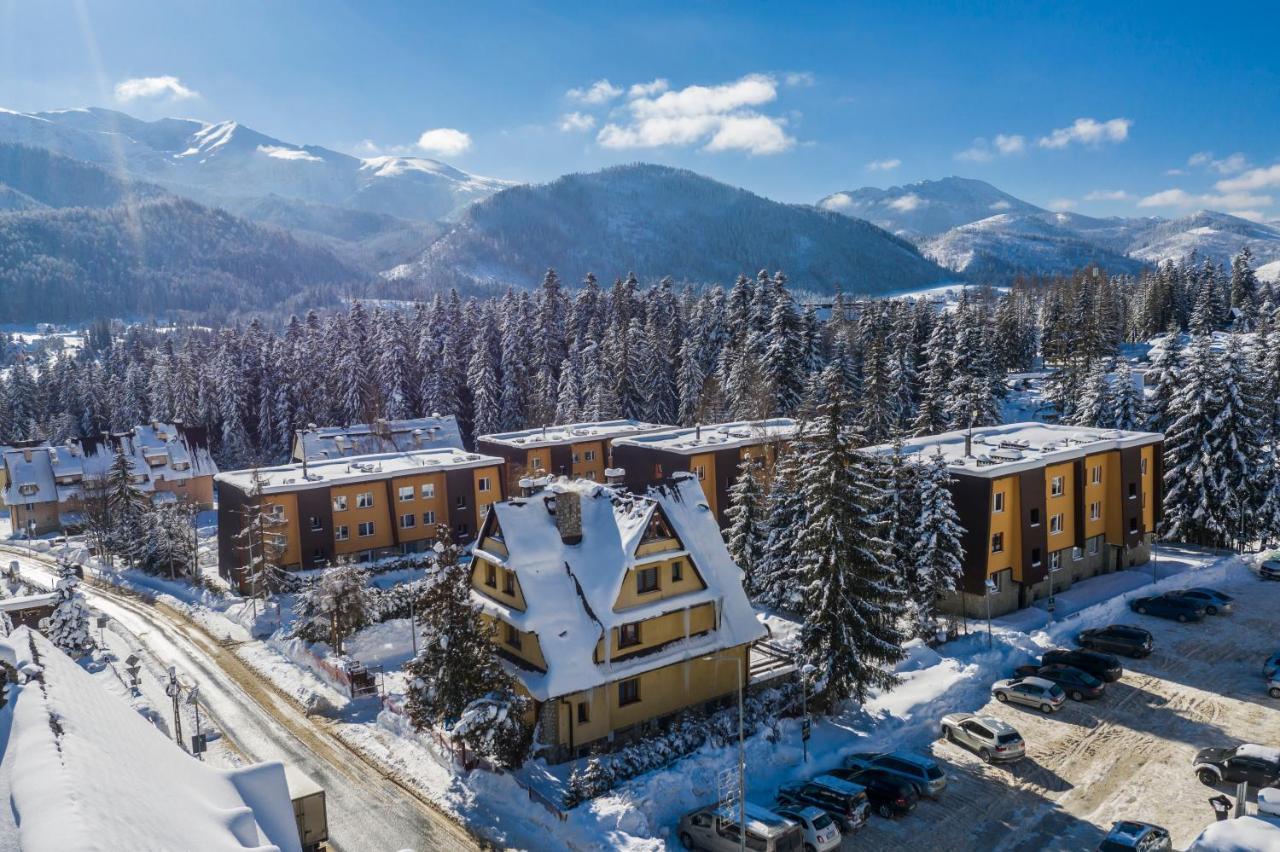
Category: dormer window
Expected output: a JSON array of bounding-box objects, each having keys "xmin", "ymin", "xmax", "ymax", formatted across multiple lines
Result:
[{"xmin": 17, "ymin": 483, "xmax": 37, "ymax": 496}]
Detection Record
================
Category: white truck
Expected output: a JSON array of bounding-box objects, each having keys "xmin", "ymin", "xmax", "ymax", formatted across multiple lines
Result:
[{"xmin": 284, "ymin": 766, "xmax": 328, "ymax": 852}]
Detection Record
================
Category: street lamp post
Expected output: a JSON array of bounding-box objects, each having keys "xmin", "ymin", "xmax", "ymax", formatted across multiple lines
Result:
[
  {"xmin": 703, "ymin": 652, "xmax": 745, "ymax": 852},
  {"xmin": 984, "ymin": 577, "xmax": 997, "ymax": 649},
  {"xmin": 165, "ymin": 666, "xmax": 185, "ymax": 752}
]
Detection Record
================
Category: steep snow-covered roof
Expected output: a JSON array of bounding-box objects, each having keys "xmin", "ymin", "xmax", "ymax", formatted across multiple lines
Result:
[
  {"xmin": 478, "ymin": 419, "xmax": 669, "ymax": 450},
  {"xmin": 293, "ymin": 416, "xmax": 464, "ymax": 461},
  {"xmin": 610, "ymin": 419, "xmax": 801, "ymax": 455},
  {"xmin": 472, "ymin": 474, "xmax": 765, "ymax": 700},
  {"xmin": 0, "ymin": 627, "xmax": 301, "ymax": 852},
  {"xmin": 864, "ymin": 422, "xmax": 1163, "ymax": 478},
  {"xmin": 217, "ymin": 447, "xmax": 502, "ymax": 494}
]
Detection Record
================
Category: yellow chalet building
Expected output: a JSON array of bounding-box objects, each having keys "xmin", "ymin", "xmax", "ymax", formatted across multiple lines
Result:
[{"xmin": 470, "ymin": 472, "xmax": 765, "ymax": 762}]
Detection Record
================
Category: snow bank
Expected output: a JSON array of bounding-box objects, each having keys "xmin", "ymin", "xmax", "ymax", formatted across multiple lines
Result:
[{"xmin": 1188, "ymin": 814, "xmax": 1280, "ymax": 851}]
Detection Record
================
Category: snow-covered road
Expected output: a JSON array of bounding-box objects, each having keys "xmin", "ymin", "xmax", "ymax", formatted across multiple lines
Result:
[{"xmin": 6, "ymin": 549, "xmax": 479, "ymax": 852}]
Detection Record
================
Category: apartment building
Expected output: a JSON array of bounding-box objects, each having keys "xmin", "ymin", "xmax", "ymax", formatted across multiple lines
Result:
[
  {"xmin": 216, "ymin": 448, "xmax": 504, "ymax": 588},
  {"xmin": 291, "ymin": 415, "xmax": 463, "ymax": 462},
  {"xmin": 476, "ymin": 419, "xmax": 669, "ymax": 490},
  {"xmin": 2, "ymin": 423, "xmax": 218, "ymax": 536},
  {"xmin": 470, "ymin": 473, "xmax": 765, "ymax": 761},
  {"xmin": 610, "ymin": 419, "xmax": 801, "ymax": 525},
  {"xmin": 869, "ymin": 423, "xmax": 1163, "ymax": 618}
]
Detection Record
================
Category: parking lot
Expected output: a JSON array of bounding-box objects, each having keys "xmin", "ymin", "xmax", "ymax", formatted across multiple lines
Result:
[{"xmin": 846, "ymin": 569, "xmax": 1280, "ymax": 851}]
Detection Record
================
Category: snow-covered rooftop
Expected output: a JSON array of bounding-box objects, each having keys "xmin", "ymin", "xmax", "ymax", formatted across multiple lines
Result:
[
  {"xmin": 472, "ymin": 474, "xmax": 765, "ymax": 700},
  {"xmin": 293, "ymin": 416, "xmax": 464, "ymax": 461},
  {"xmin": 0, "ymin": 592, "xmax": 59, "ymax": 613},
  {"xmin": 610, "ymin": 419, "xmax": 801, "ymax": 455},
  {"xmin": 217, "ymin": 447, "xmax": 503, "ymax": 494},
  {"xmin": 478, "ymin": 419, "xmax": 669, "ymax": 450},
  {"xmin": 0, "ymin": 627, "xmax": 301, "ymax": 852},
  {"xmin": 864, "ymin": 422, "xmax": 1163, "ymax": 478}
]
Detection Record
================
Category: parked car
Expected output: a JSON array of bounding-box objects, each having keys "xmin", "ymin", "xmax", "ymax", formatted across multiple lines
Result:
[
  {"xmin": 1257, "ymin": 559, "xmax": 1280, "ymax": 580},
  {"xmin": 1166, "ymin": 587, "xmax": 1234, "ymax": 615},
  {"xmin": 1267, "ymin": 673, "xmax": 1280, "ymax": 700},
  {"xmin": 1041, "ymin": 648, "xmax": 1124, "ymax": 682},
  {"xmin": 939, "ymin": 713, "xmax": 1026, "ymax": 763},
  {"xmin": 1097, "ymin": 820, "xmax": 1173, "ymax": 852},
  {"xmin": 991, "ymin": 676, "xmax": 1066, "ymax": 713},
  {"xmin": 1193, "ymin": 744, "xmax": 1280, "ymax": 788},
  {"xmin": 1076, "ymin": 625, "xmax": 1154, "ymax": 658},
  {"xmin": 841, "ymin": 752, "xmax": 947, "ymax": 798},
  {"xmin": 1129, "ymin": 593, "xmax": 1206, "ymax": 622},
  {"xmin": 1014, "ymin": 664, "xmax": 1106, "ymax": 701},
  {"xmin": 776, "ymin": 775, "xmax": 870, "ymax": 833},
  {"xmin": 1264, "ymin": 651, "xmax": 1280, "ymax": 679},
  {"xmin": 773, "ymin": 805, "xmax": 841, "ymax": 852},
  {"xmin": 826, "ymin": 767, "xmax": 920, "ymax": 818},
  {"xmin": 678, "ymin": 801, "xmax": 806, "ymax": 852}
]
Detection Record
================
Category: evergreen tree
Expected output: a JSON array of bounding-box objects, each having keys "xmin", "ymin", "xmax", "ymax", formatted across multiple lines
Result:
[
  {"xmin": 675, "ymin": 338, "xmax": 705, "ymax": 427},
  {"xmin": 1072, "ymin": 358, "xmax": 1114, "ymax": 429},
  {"xmin": 909, "ymin": 450, "xmax": 965, "ymax": 638},
  {"xmin": 48, "ymin": 565, "xmax": 93, "ymax": 658},
  {"xmin": 724, "ymin": 457, "xmax": 768, "ymax": 595},
  {"xmin": 1111, "ymin": 361, "xmax": 1144, "ymax": 431},
  {"xmin": 292, "ymin": 564, "xmax": 372, "ymax": 654},
  {"xmin": 1145, "ymin": 338, "xmax": 1184, "ymax": 433},
  {"xmin": 755, "ymin": 447, "xmax": 807, "ymax": 613},
  {"xmin": 105, "ymin": 450, "xmax": 150, "ymax": 566}
]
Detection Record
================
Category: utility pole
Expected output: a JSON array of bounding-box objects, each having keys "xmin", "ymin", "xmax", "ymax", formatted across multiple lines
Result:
[
  {"xmin": 985, "ymin": 577, "xmax": 996, "ymax": 648},
  {"xmin": 189, "ymin": 684, "xmax": 203, "ymax": 761},
  {"xmin": 165, "ymin": 666, "xmax": 185, "ymax": 752},
  {"xmin": 703, "ymin": 652, "xmax": 745, "ymax": 852}
]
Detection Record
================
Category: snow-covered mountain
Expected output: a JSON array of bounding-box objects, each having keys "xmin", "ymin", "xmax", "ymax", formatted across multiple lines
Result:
[
  {"xmin": 399, "ymin": 164, "xmax": 954, "ymax": 295},
  {"xmin": 0, "ymin": 107, "xmax": 512, "ymax": 223},
  {"xmin": 820, "ymin": 177, "xmax": 1280, "ymax": 280}
]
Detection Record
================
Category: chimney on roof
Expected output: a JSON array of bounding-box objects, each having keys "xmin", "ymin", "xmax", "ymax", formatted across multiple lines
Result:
[
  {"xmin": 412, "ymin": 428, "xmax": 423, "ymax": 449},
  {"xmin": 605, "ymin": 467, "xmax": 626, "ymax": 487},
  {"xmin": 556, "ymin": 489, "xmax": 583, "ymax": 545},
  {"xmin": 695, "ymin": 423, "xmax": 701, "ymax": 441},
  {"xmin": 22, "ymin": 448, "xmax": 31, "ymax": 463}
]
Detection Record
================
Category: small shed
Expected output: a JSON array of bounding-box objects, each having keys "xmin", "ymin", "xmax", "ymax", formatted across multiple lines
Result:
[{"xmin": 0, "ymin": 592, "xmax": 60, "ymax": 631}]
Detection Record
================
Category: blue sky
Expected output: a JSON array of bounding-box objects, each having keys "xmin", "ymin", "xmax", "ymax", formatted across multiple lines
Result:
[{"xmin": 3, "ymin": 0, "xmax": 1278, "ymax": 219}]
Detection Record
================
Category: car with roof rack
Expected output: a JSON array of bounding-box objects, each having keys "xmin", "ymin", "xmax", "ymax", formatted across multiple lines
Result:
[
  {"xmin": 677, "ymin": 801, "xmax": 805, "ymax": 852},
  {"xmin": 1097, "ymin": 820, "xmax": 1172, "ymax": 851},
  {"xmin": 939, "ymin": 713, "xmax": 1025, "ymax": 762},
  {"xmin": 1040, "ymin": 648, "xmax": 1123, "ymax": 682},
  {"xmin": 775, "ymin": 775, "xmax": 870, "ymax": 832},
  {"xmin": 1076, "ymin": 625, "xmax": 1153, "ymax": 658},
  {"xmin": 841, "ymin": 751, "xmax": 947, "ymax": 798}
]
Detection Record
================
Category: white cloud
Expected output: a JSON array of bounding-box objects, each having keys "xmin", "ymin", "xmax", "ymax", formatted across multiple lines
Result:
[
  {"xmin": 1164, "ymin": 168, "xmax": 1187, "ymax": 176},
  {"xmin": 1138, "ymin": 187, "xmax": 1273, "ymax": 210},
  {"xmin": 1083, "ymin": 189, "xmax": 1130, "ymax": 202},
  {"xmin": 888, "ymin": 193, "xmax": 924, "ymax": 212},
  {"xmin": 1048, "ymin": 198, "xmax": 1077, "ymax": 211},
  {"xmin": 1215, "ymin": 163, "xmax": 1280, "ymax": 193},
  {"xmin": 994, "ymin": 134, "xmax": 1026, "ymax": 155},
  {"xmin": 956, "ymin": 140, "xmax": 994, "ymax": 162},
  {"xmin": 1037, "ymin": 117, "xmax": 1132, "ymax": 149},
  {"xmin": 628, "ymin": 79, "xmax": 669, "ymax": 98},
  {"xmin": 113, "ymin": 75, "xmax": 198, "ymax": 102},
  {"xmin": 1231, "ymin": 210, "xmax": 1268, "ymax": 222},
  {"xmin": 415, "ymin": 128, "xmax": 472, "ymax": 157},
  {"xmin": 567, "ymin": 79, "xmax": 623, "ymax": 105},
  {"xmin": 783, "ymin": 71, "xmax": 815, "ymax": 87},
  {"xmin": 1189, "ymin": 151, "xmax": 1250, "ymax": 175},
  {"xmin": 1188, "ymin": 151, "xmax": 1212, "ymax": 167},
  {"xmin": 597, "ymin": 74, "xmax": 794, "ymax": 155},
  {"xmin": 820, "ymin": 193, "xmax": 854, "ymax": 211},
  {"xmin": 866, "ymin": 158, "xmax": 901, "ymax": 171},
  {"xmin": 989, "ymin": 200, "xmax": 1012, "ymax": 210},
  {"xmin": 559, "ymin": 112, "xmax": 596, "ymax": 132}
]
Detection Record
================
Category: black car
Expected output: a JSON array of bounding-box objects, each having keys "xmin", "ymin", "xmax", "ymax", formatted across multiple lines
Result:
[
  {"xmin": 1129, "ymin": 593, "xmax": 1206, "ymax": 622},
  {"xmin": 1166, "ymin": 587, "xmax": 1234, "ymax": 615},
  {"xmin": 1193, "ymin": 744, "xmax": 1280, "ymax": 788},
  {"xmin": 1041, "ymin": 648, "xmax": 1124, "ymax": 682},
  {"xmin": 1014, "ymin": 663, "xmax": 1105, "ymax": 700},
  {"xmin": 827, "ymin": 767, "xmax": 920, "ymax": 819},
  {"xmin": 1077, "ymin": 625, "xmax": 1153, "ymax": 658}
]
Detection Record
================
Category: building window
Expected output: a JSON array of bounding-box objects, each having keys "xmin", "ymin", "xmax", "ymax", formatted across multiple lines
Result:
[
  {"xmin": 991, "ymin": 532, "xmax": 1004, "ymax": 554},
  {"xmin": 333, "ymin": 495, "xmax": 348, "ymax": 511},
  {"xmin": 1091, "ymin": 465, "xmax": 1102, "ymax": 485},
  {"xmin": 356, "ymin": 491, "xmax": 373, "ymax": 509},
  {"xmin": 358, "ymin": 521, "xmax": 375, "ymax": 538},
  {"xmin": 1128, "ymin": 482, "xmax": 1138, "ymax": 499},
  {"xmin": 423, "ymin": 510, "xmax": 436, "ymax": 525},
  {"xmin": 1050, "ymin": 552, "xmax": 1062, "ymax": 571},
  {"xmin": 399, "ymin": 513, "xmax": 416, "ymax": 529},
  {"xmin": 1090, "ymin": 501, "xmax": 1101, "ymax": 521},
  {"xmin": 529, "ymin": 455, "xmax": 543, "ymax": 471},
  {"xmin": 619, "ymin": 622, "xmax": 641, "ymax": 648},
  {"xmin": 455, "ymin": 495, "xmax": 468, "ymax": 509},
  {"xmin": 694, "ymin": 464, "xmax": 706, "ymax": 481},
  {"xmin": 1072, "ymin": 545, "xmax": 1083, "ymax": 561},
  {"xmin": 309, "ymin": 516, "xmax": 323, "ymax": 531},
  {"xmin": 652, "ymin": 463, "xmax": 664, "ymax": 479},
  {"xmin": 485, "ymin": 563, "xmax": 497, "ymax": 588},
  {"xmin": 577, "ymin": 702, "xmax": 590, "ymax": 724},
  {"xmin": 671, "ymin": 560, "xmax": 684, "ymax": 583},
  {"xmin": 477, "ymin": 477, "xmax": 492, "ymax": 493},
  {"xmin": 456, "ymin": 522, "xmax": 469, "ymax": 536},
  {"xmin": 585, "ymin": 470, "xmax": 597, "ymax": 481},
  {"xmin": 1088, "ymin": 535, "xmax": 1100, "ymax": 555},
  {"xmin": 618, "ymin": 678, "xmax": 640, "ymax": 707},
  {"xmin": 503, "ymin": 570, "xmax": 515, "ymax": 595},
  {"xmin": 1030, "ymin": 547, "xmax": 1041, "ymax": 568},
  {"xmin": 584, "ymin": 450, "xmax": 597, "ymax": 462},
  {"xmin": 1029, "ymin": 507, "xmax": 1040, "ymax": 526},
  {"xmin": 421, "ymin": 483, "xmax": 436, "ymax": 499},
  {"xmin": 1129, "ymin": 517, "xmax": 1139, "ymax": 533},
  {"xmin": 1050, "ymin": 513, "xmax": 1064, "ymax": 534},
  {"xmin": 637, "ymin": 566, "xmax": 660, "ymax": 594},
  {"xmin": 571, "ymin": 452, "xmax": 580, "ymax": 465},
  {"xmin": 504, "ymin": 623, "xmax": 522, "ymax": 650},
  {"xmin": 993, "ymin": 491, "xmax": 1005, "ymax": 513},
  {"xmin": 268, "ymin": 504, "xmax": 286, "ymax": 520},
  {"xmin": 335, "ymin": 525, "xmax": 349, "ymax": 541},
  {"xmin": 1050, "ymin": 476, "xmax": 1064, "ymax": 497},
  {"xmin": 1140, "ymin": 458, "xmax": 1148, "ymax": 476},
  {"xmin": 398, "ymin": 485, "xmax": 414, "ymax": 502}
]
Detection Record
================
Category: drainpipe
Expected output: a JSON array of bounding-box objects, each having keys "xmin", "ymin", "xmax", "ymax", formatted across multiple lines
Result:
[{"xmin": 560, "ymin": 697, "xmax": 574, "ymax": 756}]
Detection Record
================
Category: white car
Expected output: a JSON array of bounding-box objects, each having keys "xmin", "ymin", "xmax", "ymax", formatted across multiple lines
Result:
[
  {"xmin": 991, "ymin": 676, "xmax": 1066, "ymax": 713},
  {"xmin": 774, "ymin": 805, "xmax": 841, "ymax": 852},
  {"xmin": 939, "ymin": 713, "xmax": 1026, "ymax": 762},
  {"xmin": 1268, "ymin": 675, "xmax": 1280, "ymax": 700}
]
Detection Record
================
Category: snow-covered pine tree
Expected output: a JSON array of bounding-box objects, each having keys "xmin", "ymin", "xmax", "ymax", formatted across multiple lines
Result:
[
  {"xmin": 675, "ymin": 338, "xmax": 705, "ymax": 426},
  {"xmin": 468, "ymin": 323, "xmax": 502, "ymax": 439},
  {"xmin": 143, "ymin": 502, "xmax": 199, "ymax": 578},
  {"xmin": 877, "ymin": 438, "xmax": 919, "ymax": 589},
  {"xmin": 1072, "ymin": 358, "xmax": 1114, "ymax": 429},
  {"xmin": 292, "ymin": 563, "xmax": 372, "ymax": 654},
  {"xmin": 858, "ymin": 332, "xmax": 896, "ymax": 444},
  {"xmin": 105, "ymin": 450, "xmax": 150, "ymax": 566},
  {"xmin": 763, "ymin": 286, "xmax": 805, "ymax": 416},
  {"xmin": 912, "ymin": 314, "xmax": 954, "ymax": 436},
  {"xmin": 795, "ymin": 364, "xmax": 906, "ymax": 708},
  {"xmin": 233, "ymin": 470, "xmax": 288, "ymax": 600},
  {"xmin": 48, "ymin": 565, "xmax": 93, "ymax": 658},
  {"xmin": 910, "ymin": 450, "xmax": 965, "ymax": 639},
  {"xmin": 755, "ymin": 446, "xmax": 807, "ymax": 613},
  {"xmin": 1216, "ymin": 334, "xmax": 1264, "ymax": 545},
  {"xmin": 1145, "ymin": 337, "xmax": 1183, "ymax": 432},
  {"xmin": 1229, "ymin": 247, "xmax": 1259, "ymax": 331},
  {"xmin": 724, "ymin": 457, "xmax": 768, "ymax": 595},
  {"xmin": 1111, "ymin": 360, "xmax": 1144, "ymax": 431}
]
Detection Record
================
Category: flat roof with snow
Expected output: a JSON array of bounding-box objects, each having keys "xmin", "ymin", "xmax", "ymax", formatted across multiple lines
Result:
[
  {"xmin": 478, "ymin": 419, "xmax": 669, "ymax": 449},
  {"xmin": 864, "ymin": 422, "xmax": 1162, "ymax": 478},
  {"xmin": 293, "ymin": 416, "xmax": 463, "ymax": 461},
  {"xmin": 610, "ymin": 419, "xmax": 801, "ymax": 455},
  {"xmin": 216, "ymin": 448, "xmax": 503, "ymax": 494}
]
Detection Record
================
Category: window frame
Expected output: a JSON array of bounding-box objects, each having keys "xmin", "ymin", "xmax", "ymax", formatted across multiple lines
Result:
[
  {"xmin": 335, "ymin": 524, "xmax": 349, "ymax": 541},
  {"xmin": 991, "ymin": 532, "xmax": 1004, "ymax": 554},
  {"xmin": 477, "ymin": 476, "xmax": 492, "ymax": 493},
  {"xmin": 1049, "ymin": 551, "xmax": 1062, "ymax": 571},
  {"xmin": 357, "ymin": 520, "xmax": 375, "ymax": 538},
  {"xmin": 356, "ymin": 491, "xmax": 374, "ymax": 509},
  {"xmin": 1091, "ymin": 465, "xmax": 1102, "ymax": 485},
  {"xmin": 618, "ymin": 622, "xmax": 642, "ymax": 648},
  {"xmin": 420, "ymin": 482, "xmax": 436, "ymax": 499},
  {"xmin": 423, "ymin": 510, "xmax": 436, "ymax": 526},
  {"xmin": 1050, "ymin": 476, "xmax": 1065, "ymax": 497},
  {"xmin": 399, "ymin": 513, "xmax": 416, "ymax": 530},
  {"xmin": 398, "ymin": 485, "xmax": 415, "ymax": 502},
  {"xmin": 671, "ymin": 560, "xmax": 684, "ymax": 583},
  {"xmin": 1050, "ymin": 513, "xmax": 1064, "ymax": 535},
  {"xmin": 993, "ymin": 491, "xmax": 1006, "ymax": 513},
  {"xmin": 485, "ymin": 562, "xmax": 497, "ymax": 588},
  {"xmin": 636, "ymin": 566, "xmax": 660, "ymax": 594},
  {"xmin": 618, "ymin": 677, "xmax": 641, "ymax": 707},
  {"xmin": 1090, "ymin": 500, "xmax": 1101, "ymax": 521},
  {"xmin": 504, "ymin": 622, "xmax": 522, "ymax": 650},
  {"xmin": 332, "ymin": 495, "xmax": 348, "ymax": 512}
]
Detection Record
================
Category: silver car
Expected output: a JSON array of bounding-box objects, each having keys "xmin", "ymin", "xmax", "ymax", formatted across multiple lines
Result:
[
  {"xmin": 992, "ymin": 676, "xmax": 1066, "ymax": 713},
  {"xmin": 774, "ymin": 805, "xmax": 841, "ymax": 852},
  {"xmin": 677, "ymin": 801, "xmax": 805, "ymax": 852},
  {"xmin": 940, "ymin": 713, "xmax": 1026, "ymax": 762}
]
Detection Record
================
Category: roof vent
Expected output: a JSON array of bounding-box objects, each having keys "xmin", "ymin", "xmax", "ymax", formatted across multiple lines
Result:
[{"xmin": 605, "ymin": 467, "xmax": 626, "ymax": 486}]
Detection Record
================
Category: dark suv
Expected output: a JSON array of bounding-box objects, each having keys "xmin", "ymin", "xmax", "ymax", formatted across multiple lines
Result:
[
  {"xmin": 1193, "ymin": 744, "xmax": 1280, "ymax": 788},
  {"xmin": 826, "ymin": 767, "xmax": 920, "ymax": 818},
  {"xmin": 1013, "ymin": 664, "xmax": 1105, "ymax": 701},
  {"xmin": 1077, "ymin": 625, "xmax": 1153, "ymax": 658},
  {"xmin": 1129, "ymin": 593, "xmax": 1206, "ymax": 622},
  {"xmin": 776, "ymin": 775, "xmax": 870, "ymax": 832},
  {"xmin": 1041, "ymin": 648, "xmax": 1123, "ymax": 682}
]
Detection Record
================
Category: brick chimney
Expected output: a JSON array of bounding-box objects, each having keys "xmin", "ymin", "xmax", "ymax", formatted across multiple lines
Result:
[{"xmin": 556, "ymin": 489, "xmax": 583, "ymax": 545}]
